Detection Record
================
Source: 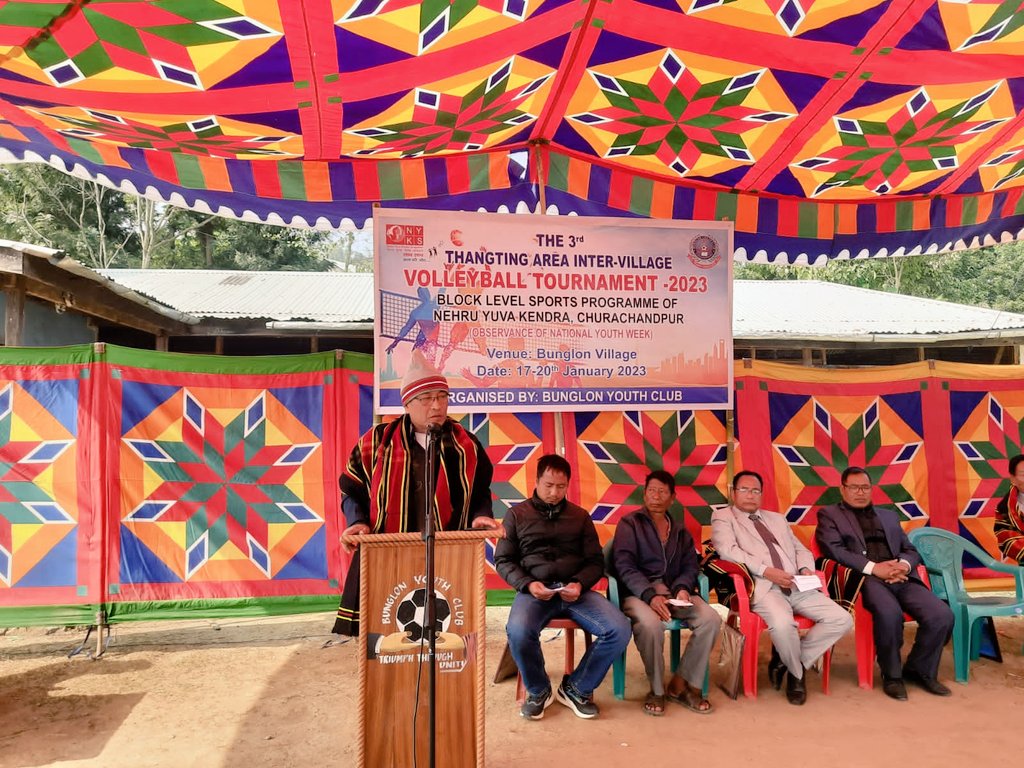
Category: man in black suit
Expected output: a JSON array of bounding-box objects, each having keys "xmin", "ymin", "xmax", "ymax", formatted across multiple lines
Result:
[{"xmin": 815, "ymin": 467, "xmax": 954, "ymax": 700}]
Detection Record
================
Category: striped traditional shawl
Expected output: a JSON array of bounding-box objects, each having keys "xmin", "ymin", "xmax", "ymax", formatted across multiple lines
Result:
[
  {"xmin": 341, "ymin": 416, "xmax": 482, "ymax": 533},
  {"xmin": 702, "ymin": 541, "xmax": 863, "ymax": 613},
  {"xmin": 995, "ymin": 486, "xmax": 1024, "ymax": 564},
  {"xmin": 700, "ymin": 540, "xmax": 754, "ymax": 607},
  {"xmin": 814, "ymin": 557, "xmax": 864, "ymax": 612}
]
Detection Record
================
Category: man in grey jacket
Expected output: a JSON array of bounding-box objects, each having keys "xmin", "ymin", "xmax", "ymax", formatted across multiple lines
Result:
[{"xmin": 612, "ymin": 469, "xmax": 721, "ymax": 716}]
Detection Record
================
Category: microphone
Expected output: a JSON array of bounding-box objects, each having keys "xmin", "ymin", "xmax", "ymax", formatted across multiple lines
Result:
[{"xmin": 427, "ymin": 422, "xmax": 444, "ymax": 435}]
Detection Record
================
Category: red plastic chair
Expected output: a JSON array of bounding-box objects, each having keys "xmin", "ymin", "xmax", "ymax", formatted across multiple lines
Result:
[
  {"xmin": 854, "ymin": 598, "xmax": 881, "ymax": 689},
  {"xmin": 854, "ymin": 565, "xmax": 929, "ymax": 689},
  {"xmin": 718, "ymin": 560, "xmax": 832, "ymax": 698},
  {"xmin": 514, "ymin": 619, "xmax": 593, "ymax": 704}
]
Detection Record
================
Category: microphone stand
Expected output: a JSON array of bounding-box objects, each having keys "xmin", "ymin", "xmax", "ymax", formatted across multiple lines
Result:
[{"xmin": 422, "ymin": 423, "xmax": 441, "ymax": 768}]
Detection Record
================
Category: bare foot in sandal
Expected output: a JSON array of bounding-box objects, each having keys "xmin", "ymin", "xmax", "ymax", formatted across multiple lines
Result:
[
  {"xmin": 643, "ymin": 691, "xmax": 665, "ymax": 717},
  {"xmin": 667, "ymin": 682, "xmax": 713, "ymax": 714}
]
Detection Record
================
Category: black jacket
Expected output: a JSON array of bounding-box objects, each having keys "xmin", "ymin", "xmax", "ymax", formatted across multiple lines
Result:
[
  {"xmin": 494, "ymin": 496, "xmax": 604, "ymax": 593},
  {"xmin": 611, "ymin": 510, "xmax": 699, "ymax": 602},
  {"xmin": 815, "ymin": 501, "xmax": 921, "ymax": 576}
]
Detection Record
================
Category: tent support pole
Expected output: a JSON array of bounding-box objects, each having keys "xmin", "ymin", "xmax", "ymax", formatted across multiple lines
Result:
[
  {"xmin": 534, "ymin": 140, "xmax": 562, "ymax": 458},
  {"xmin": 532, "ymin": 141, "xmax": 548, "ymax": 213}
]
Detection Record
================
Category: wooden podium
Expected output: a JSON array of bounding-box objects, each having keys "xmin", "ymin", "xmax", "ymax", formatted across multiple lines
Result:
[{"xmin": 356, "ymin": 530, "xmax": 491, "ymax": 768}]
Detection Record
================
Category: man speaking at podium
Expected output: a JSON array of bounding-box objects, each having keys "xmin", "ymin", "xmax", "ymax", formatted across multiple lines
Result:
[{"xmin": 332, "ymin": 350, "xmax": 501, "ymax": 637}]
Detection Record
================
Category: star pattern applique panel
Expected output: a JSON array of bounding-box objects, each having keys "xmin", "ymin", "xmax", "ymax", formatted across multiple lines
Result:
[{"xmin": 104, "ymin": 349, "xmax": 342, "ymax": 611}]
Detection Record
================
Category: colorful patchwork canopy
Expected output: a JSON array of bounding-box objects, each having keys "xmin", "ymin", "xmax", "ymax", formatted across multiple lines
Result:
[{"xmin": 1, "ymin": 0, "xmax": 1023, "ymax": 263}]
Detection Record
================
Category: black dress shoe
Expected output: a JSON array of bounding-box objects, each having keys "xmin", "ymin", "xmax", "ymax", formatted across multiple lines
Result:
[
  {"xmin": 768, "ymin": 649, "xmax": 786, "ymax": 690},
  {"xmin": 882, "ymin": 676, "xmax": 908, "ymax": 701},
  {"xmin": 904, "ymin": 669, "xmax": 952, "ymax": 697},
  {"xmin": 785, "ymin": 672, "xmax": 806, "ymax": 705}
]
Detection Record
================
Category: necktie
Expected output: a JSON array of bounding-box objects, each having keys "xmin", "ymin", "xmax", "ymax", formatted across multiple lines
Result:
[{"xmin": 749, "ymin": 514, "xmax": 790, "ymax": 594}]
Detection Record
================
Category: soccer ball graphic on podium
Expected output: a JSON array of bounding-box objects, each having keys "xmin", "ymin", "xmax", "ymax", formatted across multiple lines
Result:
[{"xmin": 396, "ymin": 588, "xmax": 452, "ymax": 642}]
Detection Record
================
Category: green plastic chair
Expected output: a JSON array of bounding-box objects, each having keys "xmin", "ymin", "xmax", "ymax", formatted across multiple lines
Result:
[
  {"xmin": 603, "ymin": 541, "xmax": 710, "ymax": 700},
  {"xmin": 907, "ymin": 527, "xmax": 1024, "ymax": 683}
]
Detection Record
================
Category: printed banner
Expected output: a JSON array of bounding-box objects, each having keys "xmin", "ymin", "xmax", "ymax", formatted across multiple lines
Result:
[{"xmin": 374, "ymin": 209, "xmax": 733, "ymax": 413}]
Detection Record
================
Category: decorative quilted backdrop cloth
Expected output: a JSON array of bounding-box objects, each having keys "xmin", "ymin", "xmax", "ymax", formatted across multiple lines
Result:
[
  {"xmin": 103, "ymin": 346, "xmax": 347, "ymax": 620},
  {"xmin": 0, "ymin": 345, "xmax": 100, "ymax": 625},
  {"xmin": 1, "ymin": 348, "xmax": 1021, "ymax": 625},
  {"xmin": 2, "ymin": 1, "xmax": 1024, "ymax": 262},
  {"xmin": 734, "ymin": 360, "xmax": 1024, "ymax": 562}
]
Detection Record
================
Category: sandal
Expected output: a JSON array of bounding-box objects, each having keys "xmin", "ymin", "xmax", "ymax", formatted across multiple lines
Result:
[
  {"xmin": 666, "ymin": 683, "xmax": 713, "ymax": 715},
  {"xmin": 642, "ymin": 691, "xmax": 666, "ymax": 717}
]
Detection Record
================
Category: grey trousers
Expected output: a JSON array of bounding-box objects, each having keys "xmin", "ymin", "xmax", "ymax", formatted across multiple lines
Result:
[
  {"xmin": 622, "ymin": 594, "xmax": 722, "ymax": 695},
  {"xmin": 752, "ymin": 585, "xmax": 853, "ymax": 677}
]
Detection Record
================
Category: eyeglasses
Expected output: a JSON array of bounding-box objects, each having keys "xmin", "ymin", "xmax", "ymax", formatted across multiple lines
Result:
[
  {"xmin": 843, "ymin": 484, "xmax": 872, "ymax": 492},
  {"xmin": 734, "ymin": 487, "xmax": 762, "ymax": 496},
  {"xmin": 411, "ymin": 392, "xmax": 449, "ymax": 405}
]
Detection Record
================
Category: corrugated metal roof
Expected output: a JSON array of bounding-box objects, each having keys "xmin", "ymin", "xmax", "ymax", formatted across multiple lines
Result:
[
  {"xmin": 734, "ymin": 280, "xmax": 1024, "ymax": 339},
  {"xmin": 0, "ymin": 239, "xmax": 60, "ymax": 258},
  {"xmin": 100, "ymin": 269, "xmax": 373, "ymax": 323},
  {"xmin": 99, "ymin": 271, "xmax": 1024, "ymax": 340},
  {"xmin": 2, "ymin": 244, "xmax": 198, "ymax": 326}
]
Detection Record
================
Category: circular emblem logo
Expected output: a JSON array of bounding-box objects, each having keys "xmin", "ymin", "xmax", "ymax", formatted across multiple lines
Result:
[
  {"xmin": 395, "ymin": 588, "xmax": 452, "ymax": 641},
  {"xmin": 687, "ymin": 235, "xmax": 721, "ymax": 269}
]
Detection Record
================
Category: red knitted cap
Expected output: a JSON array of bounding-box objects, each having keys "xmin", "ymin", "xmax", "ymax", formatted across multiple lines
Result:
[{"xmin": 400, "ymin": 350, "xmax": 448, "ymax": 405}]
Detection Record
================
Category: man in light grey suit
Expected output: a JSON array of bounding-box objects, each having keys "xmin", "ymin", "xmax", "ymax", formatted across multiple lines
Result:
[{"xmin": 711, "ymin": 470, "xmax": 852, "ymax": 705}]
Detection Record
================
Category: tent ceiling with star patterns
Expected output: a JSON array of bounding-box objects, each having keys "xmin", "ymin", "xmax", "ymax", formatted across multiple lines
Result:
[{"xmin": 1, "ymin": 0, "xmax": 1024, "ymax": 264}]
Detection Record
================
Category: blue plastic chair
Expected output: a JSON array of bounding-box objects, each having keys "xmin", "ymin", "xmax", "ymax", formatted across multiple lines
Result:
[
  {"xmin": 603, "ymin": 542, "xmax": 710, "ymax": 700},
  {"xmin": 907, "ymin": 527, "xmax": 1024, "ymax": 683}
]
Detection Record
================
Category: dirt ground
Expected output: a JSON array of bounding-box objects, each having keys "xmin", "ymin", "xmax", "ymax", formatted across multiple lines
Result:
[{"xmin": 1, "ymin": 606, "xmax": 1021, "ymax": 768}]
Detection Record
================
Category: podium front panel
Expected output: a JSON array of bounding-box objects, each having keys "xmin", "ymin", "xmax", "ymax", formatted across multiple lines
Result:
[{"xmin": 358, "ymin": 532, "xmax": 487, "ymax": 768}]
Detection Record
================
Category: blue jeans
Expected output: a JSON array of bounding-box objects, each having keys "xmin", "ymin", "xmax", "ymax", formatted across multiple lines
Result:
[{"xmin": 506, "ymin": 590, "xmax": 631, "ymax": 697}]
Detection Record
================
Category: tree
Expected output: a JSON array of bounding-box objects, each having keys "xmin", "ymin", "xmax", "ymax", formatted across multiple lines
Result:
[
  {"xmin": 326, "ymin": 228, "xmax": 374, "ymax": 272},
  {"xmin": 735, "ymin": 243, "xmax": 1024, "ymax": 313},
  {"xmin": 0, "ymin": 163, "xmax": 137, "ymax": 268},
  {"xmin": 0, "ymin": 163, "xmax": 334, "ymax": 272},
  {"xmin": 209, "ymin": 219, "xmax": 333, "ymax": 271},
  {"xmin": 133, "ymin": 197, "xmax": 219, "ymax": 269},
  {"xmin": 928, "ymin": 245, "xmax": 1024, "ymax": 312}
]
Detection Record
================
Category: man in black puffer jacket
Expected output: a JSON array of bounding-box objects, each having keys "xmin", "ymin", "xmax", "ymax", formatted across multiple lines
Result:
[{"xmin": 495, "ymin": 454, "xmax": 630, "ymax": 721}]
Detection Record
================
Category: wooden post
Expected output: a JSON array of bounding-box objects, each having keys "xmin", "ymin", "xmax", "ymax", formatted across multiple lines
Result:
[
  {"xmin": 310, "ymin": 335, "xmax": 319, "ymax": 353},
  {"xmin": 726, "ymin": 409, "xmax": 735, "ymax": 488},
  {"xmin": 553, "ymin": 412, "xmax": 565, "ymax": 455},
  {"xmin": 4, "ymin": 276, "xmax": 25, "ymax": 346},
  {"xmin": 214, "ymin": 336, "xmax": 224, "ymax": 355},
  {"xmin": 155, "ymin": 333, "xmax": 169, "ymax": 352}
]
